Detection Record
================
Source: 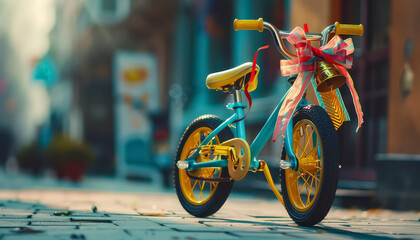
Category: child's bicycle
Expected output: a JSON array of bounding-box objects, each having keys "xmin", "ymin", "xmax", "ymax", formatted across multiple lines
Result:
[{"xmin": 174, "ymin": 18, "xmax": 364, "ymax": 226}]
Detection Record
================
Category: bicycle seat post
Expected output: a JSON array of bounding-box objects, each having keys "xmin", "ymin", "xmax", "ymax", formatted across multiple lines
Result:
[
  {"xmin": 227, "ymin": 79, "xmax": 247, "ymax": 140},
  {"xmin": 233, "ymin": 89, "xmax": 242, "ymax": 103}
]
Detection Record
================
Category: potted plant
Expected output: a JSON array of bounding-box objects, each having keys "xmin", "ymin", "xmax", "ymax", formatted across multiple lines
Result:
[
  {"xmin": 16, "ymin": 141, "xmax": 43, "ymax": 175},
  {"xmin": 45, "ymin": 134, "xmax": 94, "ymax": 181}
]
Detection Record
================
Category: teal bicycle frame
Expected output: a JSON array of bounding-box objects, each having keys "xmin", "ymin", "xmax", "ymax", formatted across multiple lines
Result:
[
  {"xmin": 180, "ymin": 23, "xmax": 341, "ymax": 173},
  {"xmin": 182, "ymin": 88, "xmax": 312, "ymax": 172}
]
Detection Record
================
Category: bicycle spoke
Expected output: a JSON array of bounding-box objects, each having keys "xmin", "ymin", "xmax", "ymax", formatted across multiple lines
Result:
[
  {"xmin": 301, "ymin": 143, "xmax": 320, "ymax": 159},
  {"xmin": 299, "ymin": 180, "xmax": 306, "ymax": 195},
  {"xmin": 194, "ymin": 134, "xmax": 200, "ymax": 148},
  {"xmin": 297, "ymin": 143, "xmax": 305, "ymax": 155},
  {"xmin": 291, "ymin": 173, "xmax": 301, "ymax": 186},
  {"xmin": 306, "ymin": 126, "xmax": 314, "ymax": 152},
  {"xmin": 301, "ymin": 168, "xmax": 320, "ymax": 182},
  {"xmin": 301, "ymin": 127, "xmax": 315, "ymax": 158},
  {"xmin": 304, "ymin": 176, "xmax": 310, "ymax": 204},
  {"xmin": 191, "ymin": 180, "xmax": 198, "ymax": 191},
  {"xmin": 306, "ymin": 183, "xmax": 311, "ymax": 205},
  {"xmin": 198, "ymin": 181, "xmax": 205, "ymax": 201},
  {"xmin": 184, "ymin": 174, "xmax": 191, "ymax": 185},
  {"xmin": 299, "ymin": 173, "xmax": 315, "ymax": 193},
  {"xmin": 309, "ymin": 175, "xmax": 316, "ymax": 194}
]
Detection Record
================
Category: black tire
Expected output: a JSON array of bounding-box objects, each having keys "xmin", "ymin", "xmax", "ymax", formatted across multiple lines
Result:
[
  {"xmin": 174, "ymin": 115, "xmax": 234, "ymax": 217},
  {"xmin": 280, "ymin": 105, "xmax": 339, "ymax": 226}
]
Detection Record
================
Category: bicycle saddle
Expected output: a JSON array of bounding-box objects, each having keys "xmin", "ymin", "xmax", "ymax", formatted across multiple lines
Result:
[{"xmin": 206, "ymin": 62, "xmax": 260, "ymax": 92}]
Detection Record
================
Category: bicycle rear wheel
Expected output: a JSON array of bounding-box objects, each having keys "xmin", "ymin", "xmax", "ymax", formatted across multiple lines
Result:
[
  {"xmin": 174, "ymin": 115, "xmax": 234, "ymax": 217},
  {"xmin": 280, "ymin": 105, "xmax": 339, "ymax": 226}
]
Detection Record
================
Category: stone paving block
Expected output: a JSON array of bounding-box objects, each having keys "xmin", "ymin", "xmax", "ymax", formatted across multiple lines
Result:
[
  {"xmin": 129, "ymin": 229, "xmax": 238, "ymax": 240},
  {"xmin": 165, "ymin": 224, "xmax": 217, "ymax": 232},
  {"xmin": 53, "ymin": 229, "xmax": 137, "ymax": 240},
  {"xmin": 229, "ymin": 232, "xmax": 307, "ymax": 240},
  {"xmin": 362, "ymin": 226, "xmax": 420, "ymax": 235},
  {"xmin": 23, "ymin": 226, "xmax": 79, "ymax": 231},
  {"xmin": 76, "ymin": 225, "xmax": 124, "ymax": 231},
  {"xmin": 315, "ymin": 219, "xmax": 348, "ymax": 224},
  {"xmin": 308, "ymin": 226, "xmax": 399, "ymax": 239},
  {"xmin": 70, "ymin": 217, "xmax": 113, "ymax": 222},
  {"xmin": 233, "ymin": 236, "xmax": 298, "ymax": 240},
  {"xmin": 146, "ymin": 216, "xmax": 203, "ymax": 225},
  {"xmin": 33, "ymin": 209, "xmax": 71, "ymax": 215},
  {"xmin": 0, "ymin": 218, "xmax": 32, "ymax": 223},
  {"xmin": 136, "ymin": 208, "xmax": 169, "ymax": 216},
  {"xmin": 2, "ymin": 233, "xmax": 57, "ymax": 240},
  {"xmin": 107, "ymin": 215, "xmax": 158, "ymax": 223},
  {"xmin": 0, "ymin": 209, "xmax": 33, "ymax": 216},
  {"xmin": 29, "ymin": 221, "xmax": 80, "ymax": 226},
  {"xmin": 75, "ymin": 222, "xmax": 116, "ymax": 228},
  {"xmin": 30, "ymin": 215, "xmax": 72, "ymax": 221},
  {"xmin": 284, "ymin": 227, "xmax": 367, "ymax": 239},
  {"xmin": 312, "ymin": 225, "xmax": 371, "ymax": 236},
  {"xmin": 70, "ymin": 211, "xmax": 108, "ymax": 217},
  {"xmin": 104, "ymin": 213, "xmax": 140, "ymax": 218},
  {"xmin": 201, "ymin": 221, "xmax": 273, "ymax": 232},
  {"xmin": 0, "ymin": 220, "xmax": 30, "ymax": 227},
  {"xmin": 204, "ymin": 217, "xmax": 297, "ymax": 231},
  {"xmin": 101, "ymin": 208, "xmax": 140, "ymax": 215},
  {"xmin": 112, "ymin": 220, "xmax": 166, "ymax": 229},
  {"xmin": 244, "ymin": 225, "xmax": 306, "ymax": 234},
  {"xmin": 0, "ymin": 228, "xmax": 22, "ymax": 235},
  {"xmin": 0, "ymin": 214, "xmax": 31, "ymax": 219}
]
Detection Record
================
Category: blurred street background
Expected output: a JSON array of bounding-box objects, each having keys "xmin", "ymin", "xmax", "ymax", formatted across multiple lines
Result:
[{"xmin": 0, "ymin": 0, "xmax": 419, "ymax": 215}]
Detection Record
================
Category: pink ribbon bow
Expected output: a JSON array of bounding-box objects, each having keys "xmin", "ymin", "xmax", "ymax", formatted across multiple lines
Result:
[{"xmin": 273, "ymin": 27, "xmax": 363, "ymax": 141}]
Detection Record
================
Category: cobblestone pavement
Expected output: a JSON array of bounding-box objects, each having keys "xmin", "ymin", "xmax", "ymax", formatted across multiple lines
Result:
[{"xmin": 0, "ymin": 173, "xmax": 419, "ymax": 240}]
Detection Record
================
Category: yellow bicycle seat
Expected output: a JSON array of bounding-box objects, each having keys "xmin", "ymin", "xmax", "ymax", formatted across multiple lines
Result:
[{"xmin": 206, "ymin": 62, "xmax": 260, "ymax": 92}]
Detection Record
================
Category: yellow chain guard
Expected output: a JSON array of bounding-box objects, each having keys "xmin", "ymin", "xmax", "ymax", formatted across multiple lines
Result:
[{"xmin": 220, "ymin": 138, "xmax": 250, "ymax": 180}]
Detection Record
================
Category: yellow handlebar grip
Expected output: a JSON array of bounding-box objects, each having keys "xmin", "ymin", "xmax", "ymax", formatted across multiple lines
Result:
[
  {"xmin": 233, "ymin": 18, "xmax": 264, "ymax": 32},
  {"xmin": 335, "ymin": 22, "xmax": 364, "ymax": 36}
]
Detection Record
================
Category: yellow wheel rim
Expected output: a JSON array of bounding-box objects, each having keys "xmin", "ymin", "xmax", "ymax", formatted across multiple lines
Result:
[
  {"xmin": 178, "ymin": 127, "xmax": 221, "ymax": 205},
  {"xmin": 285, "ymin": 119, "xmax": 323, "ymax": 212}
]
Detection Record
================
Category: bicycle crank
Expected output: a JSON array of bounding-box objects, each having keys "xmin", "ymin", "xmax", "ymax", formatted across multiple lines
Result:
[{"xmin": 220, "ymin": 138, "xmax": 250, "ymax": 180}]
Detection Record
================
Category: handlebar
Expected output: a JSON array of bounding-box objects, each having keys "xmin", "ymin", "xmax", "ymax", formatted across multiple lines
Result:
[
  {"xmin": 233, "ymin": 18, "xmax": 264, "ymax": 32},
  {"xmin": 334, "ymin": 22, "xmax": 364, "ymax": 36},
  {"xmin": 233, "ymin": 18, "xmax": 364, "ymax": 59}
]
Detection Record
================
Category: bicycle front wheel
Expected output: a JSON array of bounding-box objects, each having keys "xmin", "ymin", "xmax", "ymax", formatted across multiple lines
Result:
[{"xmin": 280, "ymin": 105, "xmax": 339, "ymax": 226}]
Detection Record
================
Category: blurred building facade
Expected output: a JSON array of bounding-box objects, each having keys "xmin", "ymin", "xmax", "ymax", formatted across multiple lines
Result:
[{"xmin": 49, "ymin": 0, "xmax": 176, "ymax": 175}]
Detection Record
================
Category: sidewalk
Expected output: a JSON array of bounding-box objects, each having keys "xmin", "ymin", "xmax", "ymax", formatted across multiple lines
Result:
[{"xmin": 0, "ymin": 171, "xmax": 419, "ymax": 240}]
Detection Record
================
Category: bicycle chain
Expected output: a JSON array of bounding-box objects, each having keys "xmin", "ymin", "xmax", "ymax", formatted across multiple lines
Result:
[{"xmin": 185, "ymin": 170, "xmax": 232, "ymax": 182}]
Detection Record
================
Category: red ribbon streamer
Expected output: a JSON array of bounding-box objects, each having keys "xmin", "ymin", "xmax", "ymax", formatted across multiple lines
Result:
[{"xmin": 233, "ymin": 45, "xmax": 269, "ymax": 123}]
